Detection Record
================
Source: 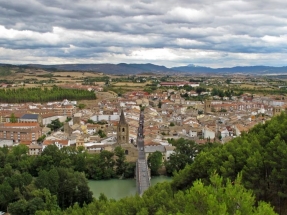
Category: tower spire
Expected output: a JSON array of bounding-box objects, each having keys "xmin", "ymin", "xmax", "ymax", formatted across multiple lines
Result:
[{"xmin": 119, "ymin": 108, "xmax": 127, "ymax": 124}]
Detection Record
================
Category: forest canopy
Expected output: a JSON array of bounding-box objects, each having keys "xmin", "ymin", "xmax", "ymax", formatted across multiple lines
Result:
[
  {"xmin": 0, "ymin": 86, "xmax": 96, "ymax": 103},
  {"xmin": 35, "ymin": 174, "xmax": 276, "ymax": 215},
  {"xmin": 172, "ymin": 112, "xmax": 287, "ymax": 214}
]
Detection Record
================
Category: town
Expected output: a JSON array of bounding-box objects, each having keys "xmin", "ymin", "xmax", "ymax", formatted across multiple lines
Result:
[
  {"xmin": 0, "ymin": 71, "xmax": 286, "ymax": 164},
  {"xmin": 1, "ymin": 0, "xmax": 286, "ymax": 213}
]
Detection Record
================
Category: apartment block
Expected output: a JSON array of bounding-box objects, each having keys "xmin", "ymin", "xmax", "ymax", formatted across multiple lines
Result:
[{"xmin": 0, "ymin": 122, "xmax": 42, "ymax": 143}]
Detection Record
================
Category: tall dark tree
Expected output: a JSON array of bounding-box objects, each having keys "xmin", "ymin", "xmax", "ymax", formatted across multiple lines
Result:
[
  {"xmin": 165, "ymin": 138, "xmax": 201, "ymax": 175},
  {"xmin": 114, "ymin": 146, "xmax": 126, "ymax": 176},
  {"xmin": 148, "ymin": 151, "xmax": 163, "ymax": 176}
]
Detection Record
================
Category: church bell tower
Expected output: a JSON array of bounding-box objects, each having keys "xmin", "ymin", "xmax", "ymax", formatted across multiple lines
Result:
[{"xmin": 117, "ymin": 109, "xmax": 129, "ymax": 145}]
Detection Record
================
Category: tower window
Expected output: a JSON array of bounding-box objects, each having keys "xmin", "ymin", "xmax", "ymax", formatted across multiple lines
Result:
[
  {"xmin": 123, "ymin": 136, "xmax": 125, "ymax": 140},
  {"xmin": 122, "ymin": 128, "xmax": 125, "ymax": 132}
]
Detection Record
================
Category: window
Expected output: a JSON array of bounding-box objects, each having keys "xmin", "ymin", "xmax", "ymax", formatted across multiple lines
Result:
[
  {"xmin": 122, "ymin": 128, "xmax": 125, "ymax": 132},
  {"xmin": 125, "ymin": 150, "xmax": 128, "ymax": 155}
]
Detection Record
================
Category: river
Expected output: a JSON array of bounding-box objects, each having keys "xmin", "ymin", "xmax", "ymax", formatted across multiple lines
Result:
[{"xmin": 88, "ymin": 176, "xmax": 172, "ymax": 200}]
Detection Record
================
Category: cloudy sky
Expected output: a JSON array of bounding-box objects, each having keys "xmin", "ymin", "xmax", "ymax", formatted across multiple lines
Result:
[{"xmin": 0, "ymin": 0, "xmax": 287, "ymax": 68}]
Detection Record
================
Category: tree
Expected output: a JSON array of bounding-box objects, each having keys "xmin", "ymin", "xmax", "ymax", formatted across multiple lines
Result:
[
  {"xmin": 114, "ymin": 146, "xmax": 126, "ymax": 176},
  {"xmin": 165, "ymin": 138, "xmax": 201, "ymax": 175},
  {"xmin": 198, "ymin": 110, "xmax": 203, "ymax": 115},
  {"xmin": 65, "ymin": 117, "xmax": 72, "ymax": 122},
  {"xmin": 97, "ymin": 129, "xmax": 106, "ymax": 138},
  {"xmin": 74, "ymin": 148, "xmax": 87, "ymax": 172},
  {"xmin": 32, "ymin": 189, "xmax": 59, "ymax": 211},
  {"xmin": 123, "ymin": 162, "xmax": 136, "ymax": 178},
  {"xmin": 96, "ymin": 120, "xmax": 108, "ymax": 125},
  {"xmin": 54, "ymin": 168, "xmax": 93, "ymax": 209},
  {"xmin": 78, "ymin": 104, "xmax": 86, "ymax": 110},
  {"xmin": 37, "ymin": 135, "xmax": 46, "ymax": 143},
  {"xmin": 47, "ymin": 119, "xmax": 63, "ymax": 131},
  {"xmin": 85, "ymin": 150, "xmax": 115, "ymax": 180},
  {"xmin": 87, "ymin": 119, "xmax": 95, "ymax": 124},
  {"xmin": 226, "ymin": 79, "xmax": 231, "ymax": 84},
  {"xmin": 195, "ymin": 86, "xmax": 206, "ymax": 95},
  {"xmin": 10, "ymin": 113, "xmax": 17, "ymax": 123},
  {"xmin": 39, "ymin": 144, "xmax": 62, "ymax": 169},
  {"xmin": 148, "ymin": 151, "xmax": 163, "ymax": 176},
  {"xmin": 35, "ymin": 169, "xmax": 59, "ymax": 195},
  {"xmin": 8, "ymin": 199, "xmax": 28, "ymax": 215},
  {"xmin": 0, "ymin": 181, "xmax": 14, "ymax": 211},
  {"xmin": 6, "ymin": 145, "xmax": 30, "ymax": 170},
  {"xmin": 99, "ymin": 151, "xmax": 115, "ymax": 179},
  {"xmin": 169, "ymin": 122, "xmax": 175, "ymax": 126},
  {"xmin": 177, "ymin": 174, "xmax": 277, "ymax": 215}
]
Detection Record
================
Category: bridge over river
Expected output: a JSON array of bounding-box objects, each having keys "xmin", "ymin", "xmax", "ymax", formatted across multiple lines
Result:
[{"xmin": 135, "ymin": 110, "xmax": 150, "ymax": 196}]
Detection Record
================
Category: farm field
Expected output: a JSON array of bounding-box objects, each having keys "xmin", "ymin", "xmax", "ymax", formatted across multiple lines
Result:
[{"xmin": 232, "ymin": 83, "xmax": 275, "ymax": 91}]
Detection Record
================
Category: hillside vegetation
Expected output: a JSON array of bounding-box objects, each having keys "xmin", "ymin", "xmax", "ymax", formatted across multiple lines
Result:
[
  {"xmin": 36, "ymin": 174, "xmax": 276, "ymax": 215},
  {"xmin": 172, "ymin": 112, "xmax": 287, "ymax": 214}
]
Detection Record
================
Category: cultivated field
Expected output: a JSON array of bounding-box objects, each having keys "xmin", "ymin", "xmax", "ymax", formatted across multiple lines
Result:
[{"xmin": 232, "ymin": 84, "xmax": 275, "ymax": 91}]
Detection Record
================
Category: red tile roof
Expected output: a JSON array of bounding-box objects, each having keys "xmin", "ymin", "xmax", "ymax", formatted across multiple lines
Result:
[
  {"xmin": 4, "ymin": 122, "xmax": 39, "ymax": 127},
  {"xmin": 43, "ymin": 139, "xmax": 69, "ymax": 145}
]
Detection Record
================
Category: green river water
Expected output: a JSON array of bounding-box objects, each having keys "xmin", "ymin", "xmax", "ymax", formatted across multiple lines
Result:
[{"xmin": 88, "ymin": 176, "xmax": 172, "ymax": 200}]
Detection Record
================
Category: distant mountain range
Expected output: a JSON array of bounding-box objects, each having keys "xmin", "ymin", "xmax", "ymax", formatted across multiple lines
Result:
[
  {"xmin": 26, "ymin": 63, "xmax": 173, "ymax": 74},
  {"xmin": 172, "ymin": 64, "xmax": 287, "ymax": 75},
  {"xmin": 3, "ymin": 63, "xmax": 287, "ymax": 75}
]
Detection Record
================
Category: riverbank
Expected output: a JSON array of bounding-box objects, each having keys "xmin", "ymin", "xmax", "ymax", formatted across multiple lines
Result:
[{"xmin": 88, "ymin": 176, "xmax": 172, "ymax": 200}]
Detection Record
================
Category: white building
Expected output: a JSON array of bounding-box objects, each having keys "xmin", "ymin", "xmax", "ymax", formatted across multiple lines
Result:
[
  {"xmin": 165, "ymin": 145, "xmax": 176, "ymax": 160},
  {"xmin": 202, "ymin": 127, "xmax": 215, "ymax": 139},
  {"xmin": 42, "ymin": 139, "xmax": 70, "ymax": 150},
  {"xmin": 219, "ymin": 127, "xmax": 229, "ymax": 139},
  {"xmin": 90, "ymin": 114, "xmax": 120, "ymax": 122}
]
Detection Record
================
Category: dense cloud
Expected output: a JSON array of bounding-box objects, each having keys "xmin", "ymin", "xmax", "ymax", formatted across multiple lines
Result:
[{"xmin": 0, "ymin": 0, "xmax": 287, "ymax": 67}]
